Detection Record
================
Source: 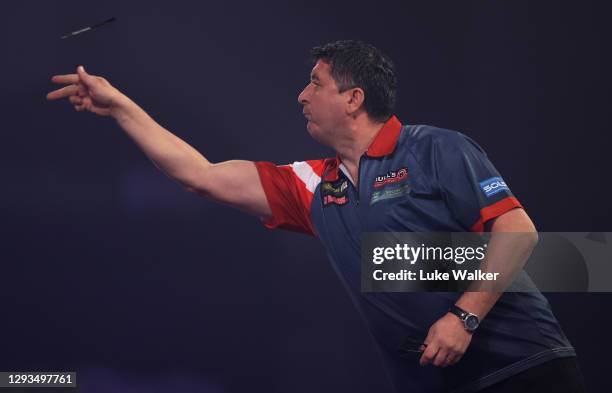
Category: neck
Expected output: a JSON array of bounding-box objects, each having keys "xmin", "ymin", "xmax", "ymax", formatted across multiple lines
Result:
[
  {"xmin": 335, "ymin": 116, "xmax": 384, "ymax": 165},
  {"xmin": 332, "ymin": 114, "xmax": 385, "ymax": 183}
]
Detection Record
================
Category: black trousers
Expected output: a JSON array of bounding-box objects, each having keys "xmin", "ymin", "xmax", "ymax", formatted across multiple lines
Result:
[{"xmin": 479, "ymin": 357, "xmax": 586, "ymax": 393}]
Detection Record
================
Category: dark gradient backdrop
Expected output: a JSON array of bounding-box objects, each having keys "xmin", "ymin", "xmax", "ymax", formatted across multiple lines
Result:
[{"xmin": 1, "ymin": 1, "xmax": 611, "ymax": 392}]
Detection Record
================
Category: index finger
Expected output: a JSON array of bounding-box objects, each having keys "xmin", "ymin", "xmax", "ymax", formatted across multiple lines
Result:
[
  {"xmin": 51, "ymin": 74, "xmax": 80, "ymax": 84},
  {"xmin": 419, "ymin": 343, "xmax": 439, "ymax": 366},
  {"xmin": 46, "ymin": 84, "xmax": 79, "ymax": 100}
]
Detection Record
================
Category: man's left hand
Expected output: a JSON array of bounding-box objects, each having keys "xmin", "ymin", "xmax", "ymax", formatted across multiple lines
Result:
[{"xmin": 419, "ymin": 312, "xmax": 472, "ymax": 367}]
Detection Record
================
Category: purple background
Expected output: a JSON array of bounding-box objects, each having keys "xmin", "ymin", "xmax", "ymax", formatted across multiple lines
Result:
[{"xmin": 1, "ymin": 1, "xmax": 611, "ymax": 392}]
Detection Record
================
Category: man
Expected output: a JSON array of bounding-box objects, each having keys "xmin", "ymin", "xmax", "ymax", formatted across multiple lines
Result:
[{"xmin": 47, "ymin": 40, "xmax": 585, "ymax": 392}]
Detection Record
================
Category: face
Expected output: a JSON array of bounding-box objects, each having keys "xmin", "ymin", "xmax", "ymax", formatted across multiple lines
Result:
[{"xmin": 298, "ymin": 60, "xmax": 350, "ymax": 145}]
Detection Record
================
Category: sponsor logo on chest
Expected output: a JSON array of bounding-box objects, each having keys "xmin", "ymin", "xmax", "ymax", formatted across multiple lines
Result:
[
  {"xmin": 321, "ymin": 179, "xmax": 349, "ymax": 206},
  {"xmin": 373, "ymin": 167, "xmax": 409, "ymax": 188}
]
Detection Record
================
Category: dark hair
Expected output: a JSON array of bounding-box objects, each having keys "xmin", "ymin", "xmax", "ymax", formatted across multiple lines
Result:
[{"xmin": 310, "ymin": 40, "xmax": 397, "ymax": 122}]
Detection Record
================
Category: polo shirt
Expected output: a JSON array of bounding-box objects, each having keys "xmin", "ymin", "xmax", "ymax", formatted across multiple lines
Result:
[{"xmin": 255, "ymin": 116, "xmax": 575, "ymax": 392}]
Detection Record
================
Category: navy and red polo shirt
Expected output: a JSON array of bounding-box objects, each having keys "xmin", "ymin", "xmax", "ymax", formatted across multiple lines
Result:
[{"xmin": 255, "ymin": 116, "xmax": 575, "ymax": 393}]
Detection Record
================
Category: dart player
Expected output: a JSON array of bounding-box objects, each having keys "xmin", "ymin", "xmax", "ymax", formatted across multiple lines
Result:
[{"xmin": 46, "ymin": 40, "xmax": 586, "ymax": 393}]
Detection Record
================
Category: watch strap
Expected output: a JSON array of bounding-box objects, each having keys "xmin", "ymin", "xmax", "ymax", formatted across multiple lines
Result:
[
  {"xmin": 449, "ymin": 304, "xmax": 479, "ymax": 332},
  {"xmin": 449, "ymin": 304, "xmax": 469, "ymax": 320}
]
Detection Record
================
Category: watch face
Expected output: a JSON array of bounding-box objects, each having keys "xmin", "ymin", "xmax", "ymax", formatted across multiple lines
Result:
[{"xmin": 465, "ymin": 315, "xmax": 479, "ymax": 331}]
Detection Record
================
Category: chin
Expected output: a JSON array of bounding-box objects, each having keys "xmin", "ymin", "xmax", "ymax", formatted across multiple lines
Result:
[
  {"xmin": 306, "ymin": 122, "xmax": 325, "ymax": 145},
  {"xmin": 306, "ymin": 121, "xmax": 320, "ymax": 142},
  {"xmin": 306, "ymin": 121, "xmax": 316, "ymax": 137}
]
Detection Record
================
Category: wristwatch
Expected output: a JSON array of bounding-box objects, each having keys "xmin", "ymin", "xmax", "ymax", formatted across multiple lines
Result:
[{"xmin": 449, "ymin": 304, "xmax": 480, "ymax": 333}]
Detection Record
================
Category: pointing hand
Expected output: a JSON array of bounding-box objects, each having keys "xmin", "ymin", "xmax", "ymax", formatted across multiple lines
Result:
[{"xmin": 47, "ymin": 66, "xmax": 122, "ymax": 116}]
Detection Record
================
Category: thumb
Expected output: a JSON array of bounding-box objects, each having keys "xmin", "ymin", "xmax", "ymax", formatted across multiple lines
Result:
[{"xmin": 77, "ymin": 65, "xmax": 95, "ymax": 86}]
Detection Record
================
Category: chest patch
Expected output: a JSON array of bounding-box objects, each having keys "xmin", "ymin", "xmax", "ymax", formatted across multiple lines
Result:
[
  {"xmin": 321, "ymin": 179, "xmax": 349, "ymax": 206},
  {"xmin": 373, "ymin": 167, "xmax": 408, "ymax": 188},
  {"xmin": 370, "ymin": 184, "xmax": 412, "ymax": 205}
]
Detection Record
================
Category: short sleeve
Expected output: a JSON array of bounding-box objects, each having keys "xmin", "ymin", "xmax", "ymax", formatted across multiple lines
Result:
[
  {"xmin": 434, "ymin": 133, "xmax": 523, "ymax": 232},
  {"xmin": 254, "ymin": 160, "xmax": 324, "ymax": 236}
]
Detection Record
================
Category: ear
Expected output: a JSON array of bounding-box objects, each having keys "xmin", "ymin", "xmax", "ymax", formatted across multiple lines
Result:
[{"xmin": 345, "ymin": 87, "xmax": 365, "ymax": 115}]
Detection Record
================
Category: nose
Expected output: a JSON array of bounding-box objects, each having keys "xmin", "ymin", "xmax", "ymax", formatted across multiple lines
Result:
[{"xmin": 298, "ymin": 84, "xmax": 309, "ymax": 105}]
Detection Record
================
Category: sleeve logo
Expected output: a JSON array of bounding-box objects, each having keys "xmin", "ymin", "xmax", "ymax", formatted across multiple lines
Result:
[{"xmin": 479, "ymin": 177, "xmax": 509, "ymax": 197}]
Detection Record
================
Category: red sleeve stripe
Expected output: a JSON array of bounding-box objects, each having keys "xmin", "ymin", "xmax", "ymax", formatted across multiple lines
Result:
[
  {"xmin": 290, "ymin": 161, "xmax": 322, "ymax": 194},
  {"xmin": 255, "ymin": 162, "xmax": 315, "ymax": 235},
  {"xmin": 254, "ymin": 160, "xmax": 327, "ymax": 237},
  {"xmin": 289, "ymin": 161, "xmax": 322, "ymax": 223},
  {"xmin": 470, "ymin": 196, "xmax": 523, "ymax": 233}
]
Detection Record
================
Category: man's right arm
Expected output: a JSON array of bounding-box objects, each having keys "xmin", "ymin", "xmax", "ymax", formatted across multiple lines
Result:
[{"xmin": 47, "ymin": 66, "xmax": 272, "ymax": 220}]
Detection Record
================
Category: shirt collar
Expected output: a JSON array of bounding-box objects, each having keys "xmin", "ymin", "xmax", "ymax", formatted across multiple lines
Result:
[
  {"xmin": 322, "ymin": 115, "xmax": 402, "ymax": 181},
  {"xmin": 365, "ymin": 115, "xmax": 402, "ymax": 158}
]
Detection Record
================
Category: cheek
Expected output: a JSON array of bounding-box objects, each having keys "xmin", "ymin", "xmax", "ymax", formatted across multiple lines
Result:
[
  {"xmin": 319, "ymin": 99, "xmax": 344, "ymax": 123},
  {"xmin": 312, "ymin": 95, "xmax": 335, "ymax": 116}
]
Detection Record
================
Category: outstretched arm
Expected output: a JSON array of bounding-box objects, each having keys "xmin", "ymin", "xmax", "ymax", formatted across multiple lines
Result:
[{"xmin": 47, "ymin": 66, "xmax": 272, "ymax": 219}]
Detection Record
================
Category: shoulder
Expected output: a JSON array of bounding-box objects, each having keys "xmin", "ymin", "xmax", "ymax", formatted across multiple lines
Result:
[
  {"xmin": 398, "ymin": 124, "xmax": 483, "ymax": 151},
  {"xmin": 274, "ymin": 158, "xmax": 333, "ymax": 193},
  {"xmin": 396, "ymin": 124, "xmax": 486, "ymax": 160},
  {"xmin": 287, "ymin": 158, "xmax": 328, "ymax": 177}
]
